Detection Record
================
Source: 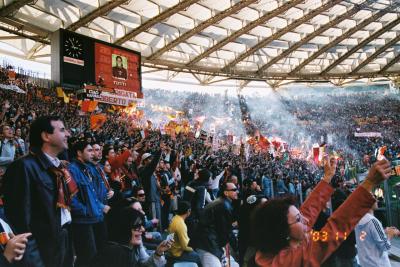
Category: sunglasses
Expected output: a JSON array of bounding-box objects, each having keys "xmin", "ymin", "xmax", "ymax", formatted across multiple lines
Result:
[
  {"xmin": 225, "ymin": 188, "xmax": 239, "ymax": 192},
  {"xmin": 132, "ymin": 223, "xmax": 144, "ymax": 231},
  {"xmin": 137, "ymin": 194, "xmax": 145, "ymax": 197}
]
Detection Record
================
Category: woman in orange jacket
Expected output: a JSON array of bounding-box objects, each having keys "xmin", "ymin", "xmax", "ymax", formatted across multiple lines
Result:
[{"xmin": 252, "ymin": 156, "xmax": 392, "ymax": 267}]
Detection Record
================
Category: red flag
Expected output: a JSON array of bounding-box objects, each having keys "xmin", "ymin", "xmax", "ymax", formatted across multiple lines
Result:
[
  {"xmin": 313, "ymin": 146, "xmax": 319, "ymax": 163},
  {"xmin": 81, "ymin": 100, "xmax": 98, "ymax": 112},
  {"xmin": 90, "ymin": 114, "xmax": 107, "ymax": 130},
  {"xmin": 259, "ymin": 135, "xmax": 270, "ymax": 149}
]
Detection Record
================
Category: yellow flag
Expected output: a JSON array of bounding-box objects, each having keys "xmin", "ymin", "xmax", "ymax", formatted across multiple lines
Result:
[
  {"xmin": 63, "ymin": 92, "xmax": 70, "ymax": 103},
  {"xmin": 56, "ymin": 87, "xmax": 64, "ymax": 98}
]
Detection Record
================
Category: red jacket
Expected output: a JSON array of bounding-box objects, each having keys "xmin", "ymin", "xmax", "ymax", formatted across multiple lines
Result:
[
  {"xmin": 255, "ymin": 180, "xmax": 375, "ymax": 267},
  {"xmin": 109, "ymin": 150, "xmax": 131, "ymax": 188}
]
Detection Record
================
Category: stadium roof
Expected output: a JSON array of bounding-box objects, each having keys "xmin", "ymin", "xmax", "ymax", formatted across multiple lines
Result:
[{"xmin": 0, "ymin": 0, "xmax": 400, "ymax": 85}]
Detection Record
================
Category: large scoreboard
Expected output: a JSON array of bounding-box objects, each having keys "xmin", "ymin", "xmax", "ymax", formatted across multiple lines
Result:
[{"xmin": 51, "ymin": 29, "xmax": 142, "ymax": 99}]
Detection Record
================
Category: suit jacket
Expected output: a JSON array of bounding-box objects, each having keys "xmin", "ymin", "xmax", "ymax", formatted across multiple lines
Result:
[{"xmin": 3, "ymin": 150, "xmax": 67, "ymax": 267}]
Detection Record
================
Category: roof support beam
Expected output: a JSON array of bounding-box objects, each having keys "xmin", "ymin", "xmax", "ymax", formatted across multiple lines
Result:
[
  {"xmin": 67, "ymin": 0, "xmax": 129, "ymax": 31},
  {"xmin": 321, "ymin": 16, "xmax": 400, "ymax": 74},
  {"xmin": 288, "ymin": 6, "xmax": 391, "ymax": 75},
  {"xmin": 221, "ymin": 0, "xmax": 342, "ymax": 72},
  {"xmin": 114, "ymin": 0, "xmax": 199, "ymax": 45},
  {"xmin": 257, "ymin": 4, "xmax": 361, "ymax": 75},
  {"xmin": 0, "ymin": 17, "xmax": 50, "ymax": 36},
  {"xmin": 379, "ymin": 52, "xmax": 400, "ymax": 73},
  {"xmin": 350, "ymin": 33, "xmax": 400, "ymax": 74},
  {"xmin": 0, "ymin": 25, "xmax": 49, "ymax": 44},
  {"xmin": 0, "ymin": 0, "xmax": 36, "ymax": 17},
  {"xmin": 147, "ymin": 0, "xmax": 258, "ymax": 60},
  {"xmin": 186, "ymin": 0, "xmax": 305, "ymax": 66}
]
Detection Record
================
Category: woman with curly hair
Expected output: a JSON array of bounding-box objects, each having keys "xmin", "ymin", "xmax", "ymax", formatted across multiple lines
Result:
[{"xmin": 251, "ymin": 156, "xmax": 392, "ymax": 267}]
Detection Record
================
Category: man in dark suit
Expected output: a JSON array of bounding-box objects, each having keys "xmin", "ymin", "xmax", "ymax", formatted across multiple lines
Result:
[
  {"xmin": 3, "ymin": 116, "xmax": 75, "ymax": 267},
  {"xmin": 112, "ymin": 55, "xmax": 127, "ymax": 79}
]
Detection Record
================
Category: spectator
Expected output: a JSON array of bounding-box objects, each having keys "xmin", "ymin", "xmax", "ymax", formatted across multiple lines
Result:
[
  {"xmin": 168, "ymin": 201, "xmax": 201, "ymax": 266},
  {"xmin": 238, "ymin": 194, "xmax": 267, "ymax": 267},
  {"xmin": 355, "ymin": 195, "xmax": 400, "ymax": 267},
  {"xmin": 92, "ymin": 208, "xmax": 173, "ymax": 267},
  {"xmin": 0, "ymin": 218, "xmax": 31, "ymax": 266},
  {"xmin": 252, "ymin": 158, "xmax": 391, "ymax": 267},
  {"xmin": 194, "ymin": 182, "xmax": 239, "ymax": 267},
  {"xmin": 139, "ymin": 146, "xmax": 163, "ymax": 231},
  {"xmin": 3, "ymin": 116, "xmax": 75, "ymax": 267},
  {"xmin": 0, "ymin": 124, "xmax": 16, "ymax": 169},
  {"xmin": 183, "ymin": 168, "xmax": 212, "ymax": 239},
  {"xmin": 68, "ymin": 140, "xmax": 110, "ymax": 266}
]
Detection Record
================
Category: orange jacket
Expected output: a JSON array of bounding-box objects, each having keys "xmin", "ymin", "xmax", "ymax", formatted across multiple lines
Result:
[{"xmin": 255, "ymin": 180, "xmax": 375, "ymax": 267}]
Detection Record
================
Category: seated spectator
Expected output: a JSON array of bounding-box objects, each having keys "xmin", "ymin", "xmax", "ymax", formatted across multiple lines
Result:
[
  {"xmin": 252, "ymin": 158, "xmax": 391, "ymax": 267},
  {"xmin": 92, "ymin": 208, "xmax": 173, "ymax": 267},
  {"xmin": 168, "ymin": 201, "xmax": 201, "ymax": 266}
]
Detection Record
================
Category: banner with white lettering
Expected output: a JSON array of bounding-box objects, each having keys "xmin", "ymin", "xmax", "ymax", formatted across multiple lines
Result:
[{"xmin": 354, "ymin": 132, "xmax": 382, "ymax": 138}]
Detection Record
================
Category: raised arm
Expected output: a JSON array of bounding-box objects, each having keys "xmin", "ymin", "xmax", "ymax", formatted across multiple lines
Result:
[
  {"xmin": 308, "ymin": 159, "xmax": 392, "ymax": 265},
  {"xmin": 300, "ymin": 156, "xmax": 336, "ymax": 227}
]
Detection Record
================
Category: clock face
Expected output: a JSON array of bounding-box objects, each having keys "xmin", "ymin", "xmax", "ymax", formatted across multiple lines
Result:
[{"xmin": 64, "ymin": 37, "xmax": 83, "ymax": 59}]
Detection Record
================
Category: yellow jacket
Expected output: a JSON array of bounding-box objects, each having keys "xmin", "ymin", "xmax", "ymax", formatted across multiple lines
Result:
[{"xmin": 168, "ymin": 215, "xmax": 193, "ymax": 257}]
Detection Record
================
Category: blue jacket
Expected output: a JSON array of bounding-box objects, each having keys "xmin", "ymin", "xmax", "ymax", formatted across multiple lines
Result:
[
  {"xmin": 87, "ymin": 163, "xmax": 109, "ymax": 207},
  {"xmin": 261, "ymin": 175, "xmax": 273, "ymax": 198},
  {"xmin": 69, "ymin": 160, "xmax": 104, "ymax": 224},
  {"xmin": 355, "ymin": 213, "xmax": 391, "ymax": 267}
]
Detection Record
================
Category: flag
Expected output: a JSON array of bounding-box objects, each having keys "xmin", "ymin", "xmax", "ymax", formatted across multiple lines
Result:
[
  {"xmin": 56, "ymin": 87, "xmax": 64, "ymax": 98},
  {"xmin": 63, "ymin": 94, "xmax": 70, "ymax": 103},
  {"xmin": 90, "ymin": 114, "xmax": 107, "ymax": 130},
  {"xmin": 259, "ymin": 135, "xmax": 270, "ymax": 149},
  {"xmin": 140, "ymin": 129, "xmax": 149, "ymax": 139},
  {"xmin": 81, "ymin": 100, "xmax": 98, "ymax": 112},
  {"xmin": 8, "ymin": 70, "xmax": 16, "ymax": 80},
  {"xmin": 377, "ymin": 146, "xmax": 387, "ymax": 161},
  {"xmin": 313, "ymin": 145, "xmax": 320, "ymax": 163}
]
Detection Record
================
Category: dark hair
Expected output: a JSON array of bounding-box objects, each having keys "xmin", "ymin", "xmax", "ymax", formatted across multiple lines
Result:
[
  {"xmin": 102, "ymin": 145, "xmax": 114, "ymax": 160},
  {"xmin": 71, "ymin": 140, "xmax": 91, "ymax": 158},
  {"xmin": 29, "ymin": 116, "xmax": 62, "ymax": 149},
  {"xmin": 251, "ymin": 197, "xmax": 296, "ymax": 255},
  {"xmin": 198, "ymin": 168, "xmax": 211, "ymax": 183},
  {"xmin": 111, "ymin": 207, "xmax": 144, "ymax": 245},
  {"xmin": 0, "ymin": 123, "xmax": 11, "ymax": 134},
  {"xmin": 133, "ymin": 186, "xmax": 144, "ymax": 197},
  {"xmin": 177, "ymin": 201, "xmax": 191, "ymax": 215},
  {"xmin": 116, "ymin": 55, "xmax": 123, "ymax": 62}
]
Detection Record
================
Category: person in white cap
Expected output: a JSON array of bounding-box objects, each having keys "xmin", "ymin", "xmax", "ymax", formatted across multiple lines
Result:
[{"xmin": 139, "ymin": 143, "xmax": 167, "ymax": 232}]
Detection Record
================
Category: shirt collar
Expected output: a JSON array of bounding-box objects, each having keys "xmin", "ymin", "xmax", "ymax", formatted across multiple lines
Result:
[{"xmin": 43, "ymin": 152, "xmax": 61, "ymax": 168}]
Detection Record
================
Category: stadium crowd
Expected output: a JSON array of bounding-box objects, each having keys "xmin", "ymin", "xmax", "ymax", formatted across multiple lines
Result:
[{"xmin": 0, "ymin": 66, "xmax": 399, "ymax": 267}]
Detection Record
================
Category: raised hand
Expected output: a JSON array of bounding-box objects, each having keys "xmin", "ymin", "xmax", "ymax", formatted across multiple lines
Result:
[
  {"xmin": 322, "ymin": 154, "xmax": 337, "ymax": 183},
  {"xmin": 362, "ymin": 159, "xmax": 392, "ymax": 191}
]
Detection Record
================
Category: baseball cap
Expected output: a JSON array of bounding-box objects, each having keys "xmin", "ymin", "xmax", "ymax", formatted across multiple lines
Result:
[{"xmin": 141, "ymin": 153, "xmax": 153, "ymax": 161}]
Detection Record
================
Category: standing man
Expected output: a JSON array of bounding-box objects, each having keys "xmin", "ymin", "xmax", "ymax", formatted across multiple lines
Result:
[
  {"xmin": 90, "ymin": 143, "xmax": 114, "ymax": 204},
  {"xmin": 14, "ymin": 128, "xmax": 26, "ymax": 158},
  {"xmin": 69, "ymin": 140, "xmax": 110, "ymax": 267},
  {"xmin": 138, "ymin": 143, "xmax": 166, "ymax": 231},
  {"xmin": 195, "ymin": 182, "xmax": 239, "ymax": 267},
  {"xmin": 3, "ymin": 116, "xmax": 75, "ymax": 267},
  {"xmin": 0, "ymin": 124, "xmax": 16, "ymax": 169}
]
